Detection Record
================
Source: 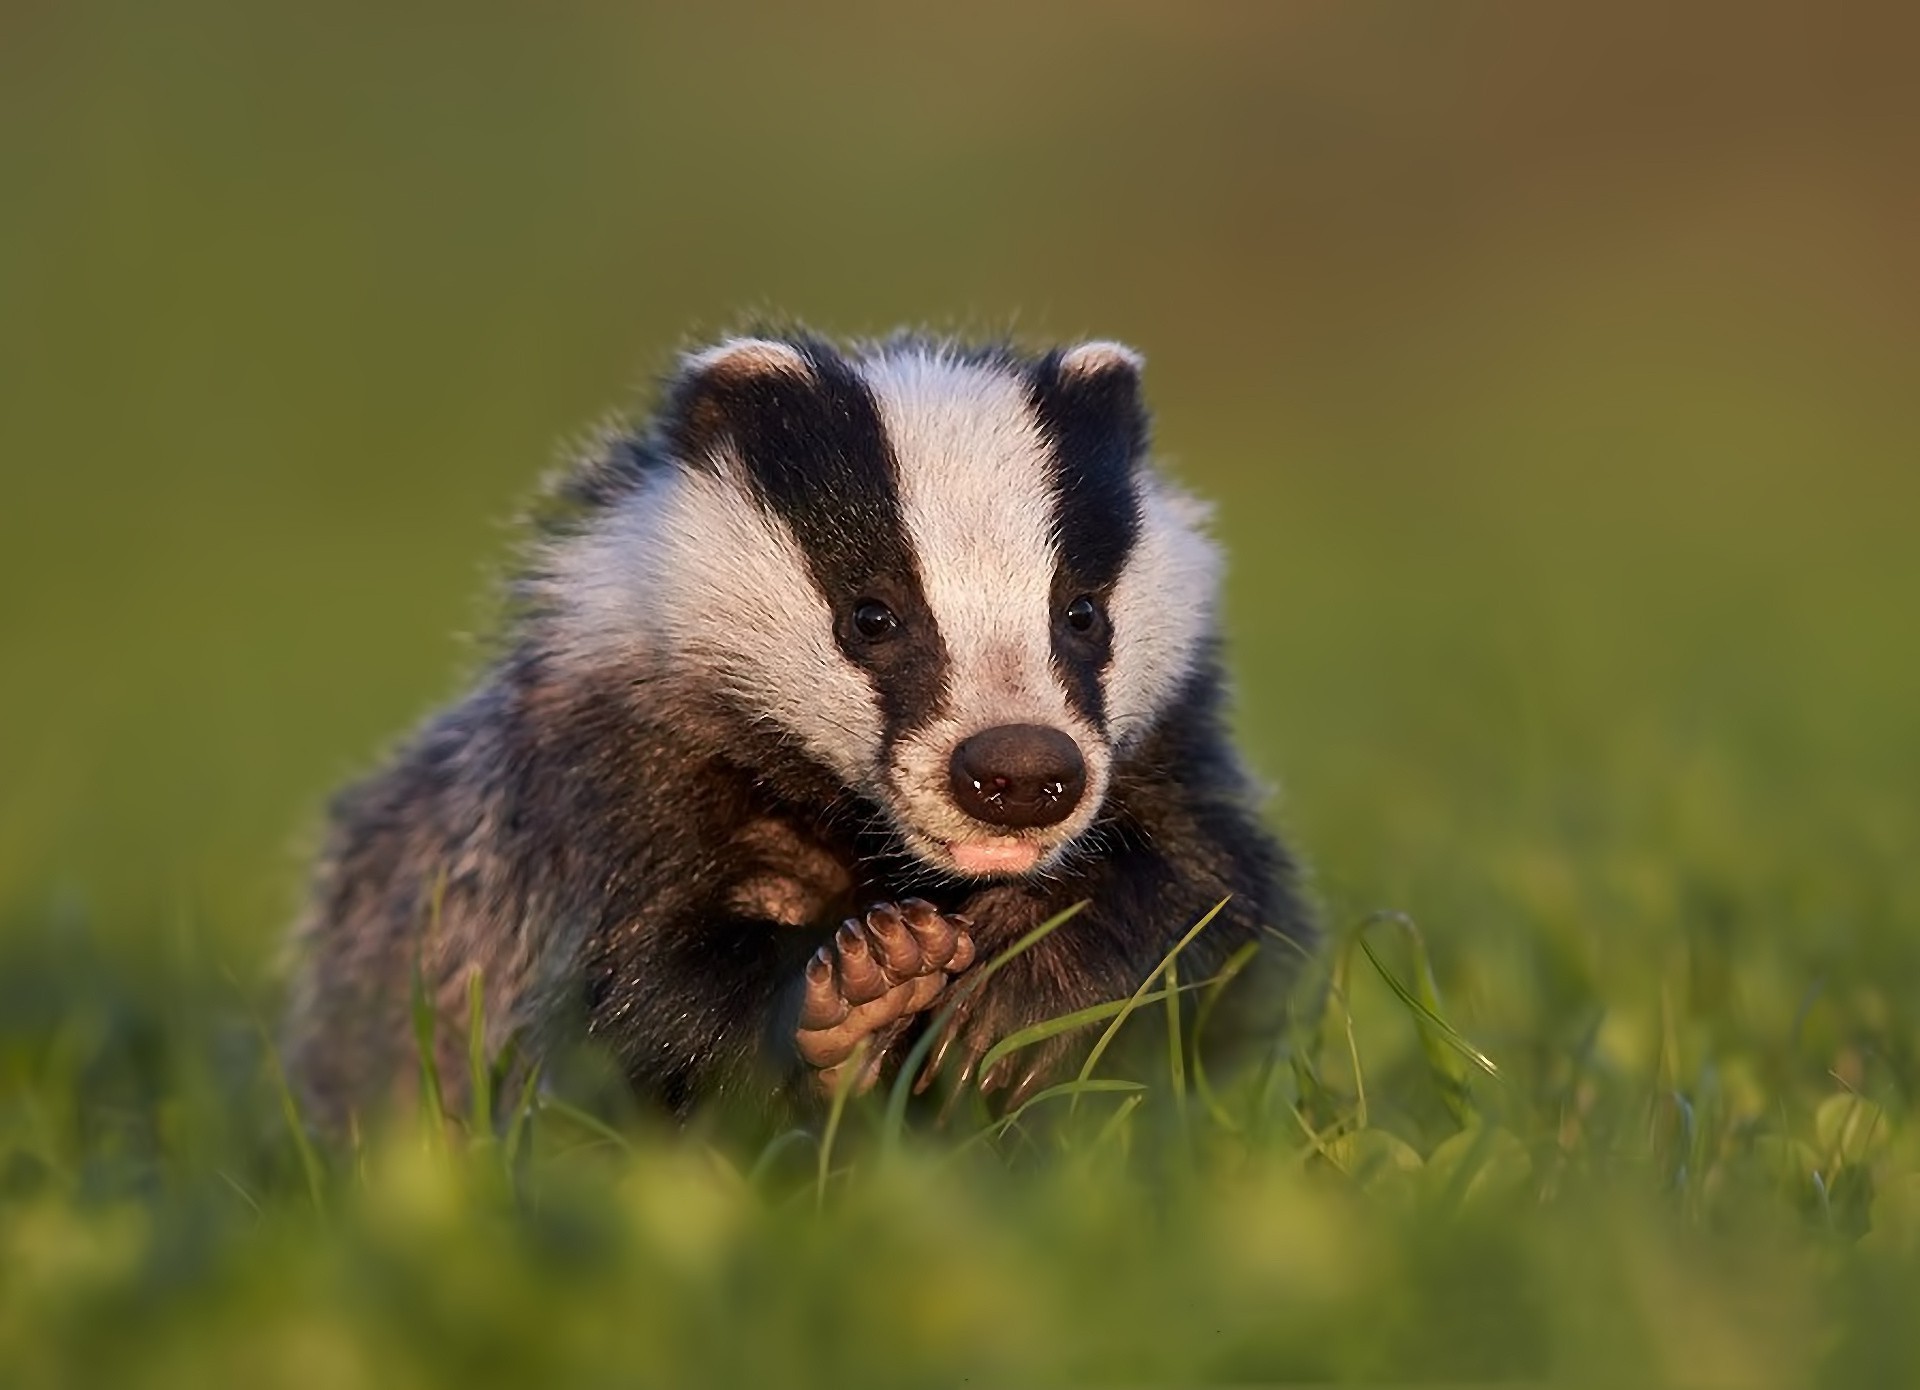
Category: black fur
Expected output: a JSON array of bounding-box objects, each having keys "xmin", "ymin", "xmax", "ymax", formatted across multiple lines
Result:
[
  {"xmin": 1030, "ymin": 349, "xmax": 1148, "ymax": 731},
  {"xmin": 1028, "ymin": 346, "xmax": 1147, "ymax": 592}
]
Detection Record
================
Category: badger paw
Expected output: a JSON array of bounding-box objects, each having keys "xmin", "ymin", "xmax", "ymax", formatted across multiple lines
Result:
[{"xmin": 796, "ymin": 900, "xmax": 975, "ymax": 1098}]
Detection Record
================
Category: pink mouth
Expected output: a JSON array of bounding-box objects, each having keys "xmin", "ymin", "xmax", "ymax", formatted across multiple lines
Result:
[{"xmin": 947, "ymin": 837, "xmax": 1043, "ymax": 876}]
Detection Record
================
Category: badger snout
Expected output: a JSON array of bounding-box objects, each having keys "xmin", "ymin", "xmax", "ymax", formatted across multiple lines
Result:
[{"xmin": 948, "ymin": 724, "xmax": 1086, "ymax": 829}]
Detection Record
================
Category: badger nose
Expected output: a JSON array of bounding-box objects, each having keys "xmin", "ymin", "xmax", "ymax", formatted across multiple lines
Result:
[{"xmin": 948, "ymin": 724, "xmax": 1086, "ymax": 829}]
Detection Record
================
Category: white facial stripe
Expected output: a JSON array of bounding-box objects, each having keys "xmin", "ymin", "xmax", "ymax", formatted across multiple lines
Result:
[
  {"xmin": 539, "ymin": 454, "xmax": 883, "ymax": 786},
  {"xmin": 860, "ymin": 349, "xmax": 1068, "ymax": 732},
  {"xmin": 1105, "ymin": 475, "xmax": 1221, "ymax": 747}
]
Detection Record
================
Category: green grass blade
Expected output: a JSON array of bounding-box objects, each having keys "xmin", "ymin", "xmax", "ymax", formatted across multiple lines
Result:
[
  {"xmin": 1354, "ymin": 912, "xmax": 1498, "ymax": 1130},
  {"xmin": 226, "ymin": 965, "xmax": 326, "ymax": 1213},
  {"xmin": 535, "ymin": 1094, "xmax": 634, "ymax": 1155},
  {"xmin": 1354, "ymin": 916, "xmax": 1497, "ymax": 1079},
  {"xmin": 1330, "ymin": 932, "xmax": 1370, "ymax": 1131},
  {"xmin": 466, "ymin": 967, "xmax": 492, "ymax": 1137},
  {"xmin": 1164, "ymin": 956, "xmax": 1187, "ymax": 1112},
  {"xmin": 747, "ymin": 1128, "xmax": 819, "ymax": 1189},
  {"xmin": 1071, "ymin": 898, "xmax": 1228, "ymax": 1117},
  {"xmin": 1091, "ymin": 1093, "xmax": 1144, "ymax": 1156},
  {"xmin": 816, "ymin": 1038, "xmax": 868, "ymax": 1209},
  {"xmin": 409, "ymin": 955, "xmax": 446, "ymax": 1138},
  {"xmin": 409, "ymin": 867, "xmax": 452, "ymax": 1140},
  {"xmin": 259, "ymin": 1020, "xmax": 327, "ymax": 1213},
  {"xmin": 1356, "ymin": 940, "xmax": 1496, "ymax": 1082},
  {"xmin": 1191, "ymin": 940, "xmax": 1260, "ymax": 1130},
  {"xmin": 500, "ymin": 1062, "xmax": 543, "ymax": 1176},
  {"xmin": 957, "ymin": 1079, "xmax": 1148, "ymax": 1154},
  {"xmin": 975, "ymin": 975, "xmax": 1216, "ymax": 1080}
]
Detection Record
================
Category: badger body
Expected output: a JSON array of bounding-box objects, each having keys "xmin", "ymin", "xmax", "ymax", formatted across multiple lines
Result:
[{"xmin": 285, "ymin": 331, "xmax": 1313, "ymax": 1131}]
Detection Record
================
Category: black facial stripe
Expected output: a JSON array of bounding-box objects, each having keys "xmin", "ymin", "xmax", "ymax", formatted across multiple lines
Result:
[
  {"xmin": 1029, "ymin": 350, "xmax": 1147, "ymax": 731},
  {"xmin": 662, "ymin": 337, "xmax": 950, "ymax": 743},
  {"xmin": 1028, "ymin": 350, "xmax": 1146, "ymax": 593},
  {"xmin": 1051, "ymin": 618, "xmax": 1109, "ymax": 727}
]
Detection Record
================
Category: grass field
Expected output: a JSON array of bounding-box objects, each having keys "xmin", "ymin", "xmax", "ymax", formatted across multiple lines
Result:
[{"xmin": 4, "ymin": 5, "xmax": 1918, "ymax": 1386}]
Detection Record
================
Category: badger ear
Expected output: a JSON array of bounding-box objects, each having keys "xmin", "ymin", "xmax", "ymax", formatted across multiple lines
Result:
[
  {"xmin": 1030, "ymin": 339, "xmax": 1150, "ymax": 476},
  {"xmin": 682, "ymin": 336, "xmax": 814, "ymax": 384},
  {"xmin": 663, "ymin": 336, "xmax": 819, "ymax": 465},
  {"xmin": 1057, "ymin": 340, "xmax": 1145, "ymax": 384}
]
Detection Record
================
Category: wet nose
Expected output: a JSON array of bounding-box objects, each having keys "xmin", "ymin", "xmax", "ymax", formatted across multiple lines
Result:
[{"xmin": 948, "ymin": 724, "xmax": 1086, "ymax": 829}]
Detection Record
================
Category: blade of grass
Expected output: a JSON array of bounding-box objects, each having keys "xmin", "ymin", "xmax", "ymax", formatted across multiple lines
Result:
[
  {"xmin": 1071, "ymin": 900, "xmax": 1228, "ymax": 1118},
  {"xmin": 409, "ymin": 956, "xmax": 446, "ymax": 1140},
  {"xmin": 976, "ymin": 975, "xmax": 1217, "ymax": 1080},
  {"xmin": 501, "ymin": 1063, "xmax": 543, "ymax": 1176},
  {"xmin": 1091, "ymin": 1093, "xmax": 1145, "ymax": 1156},
  {"xmin": 410, "ymin": 867, "xmax": 452, "ymax": 1142},
  {"xmin": 536, "ymin": 1094, "xmax": 634, "ymax": 1155},
  {"xmin": 816, "ymin": 1038, "xmax": 869, "ymax": 1210},
  {"xmin": 1332, "ymin": 933, "xmax": 1369, "ymax": 1131},
  {"xmin": 466, "ymin": 968, "xmax": 492, "ymax": 1137},
  {"xmin": 1355, "ymin": 912, "xmax": 1497, "ymax": 1129},
  {"xmin": 261, "ymin": 1022, "xmax": 327, "ymax": 1213},
  {"xmin": 1286, "ymin": 1104, "xmax": 1351, "ymax": 1172},
  {"xmin": 952, "ymin": 1079, "xmax": 1147, "ymax": 1155},
  {"xmin": 1191, "ymin": 941, "xmax": 1260, "ymax": 1131},
  {"xmin": 1277, "ymin": 936, "xmax": 1342, "ymax": 1140},
  {"xmin": 1164, "ymin": 956, "xmax": 1187, "ymax": 1112},
  {"xmin": 1359, "ymin": 923, "xmax": 1498, "ymax": 1080},
  {"xmin": 215, "ymin": 1169, "xmax": 265, "ymax": 1221},
  {"xmin": 225, "ymin": 966, "xmax": 326, "ymax": 1213},
  {"xmin": 747, "ymin": 1128, "xmax": 819, "ymax": 1189}
]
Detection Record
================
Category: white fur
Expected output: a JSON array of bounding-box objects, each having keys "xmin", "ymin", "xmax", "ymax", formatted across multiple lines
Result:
[
  {"xmin": 1104, "ymin": 475, "xmax": 1222, "ymax": 748},
  {"xmin": 541, "ymin": 451, "xmax": 884, "ymax": 788}
]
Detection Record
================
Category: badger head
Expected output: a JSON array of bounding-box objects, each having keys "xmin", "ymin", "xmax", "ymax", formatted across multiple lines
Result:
[{"xmin": 543, "ymin": 333, "xmax": 1222, "ymax": 881}]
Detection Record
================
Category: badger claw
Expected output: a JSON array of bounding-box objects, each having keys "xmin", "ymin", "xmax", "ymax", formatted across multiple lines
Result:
[{"xmin": 913, "ymin": 956, "xmax": 1073, "ymax": 1121}]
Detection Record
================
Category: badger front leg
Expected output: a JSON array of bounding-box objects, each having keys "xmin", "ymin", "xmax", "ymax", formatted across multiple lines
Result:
[{"xmin": 795, "ymin": 900, "xmax": 975, "ymax": 1097}]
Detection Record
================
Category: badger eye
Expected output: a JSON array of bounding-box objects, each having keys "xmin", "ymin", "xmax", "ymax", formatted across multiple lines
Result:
[
  {"xmin": 1064, "ymin": 595, "xmax": 1103, "ymax": 635},
  {"xmin": 851, "ymin": 600, "xmax": 900, "ymax": 642}
]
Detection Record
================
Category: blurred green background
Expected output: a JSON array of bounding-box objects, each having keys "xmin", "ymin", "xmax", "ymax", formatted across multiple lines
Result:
[{"xmin": 3, "ymin": 3, "xmax": 1919, "ymax": 1385}]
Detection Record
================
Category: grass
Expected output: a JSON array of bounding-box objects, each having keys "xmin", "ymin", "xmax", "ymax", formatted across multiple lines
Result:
[{"xmin": 4, "ymin": 781, "xmax": 1920, "ymax": 1387}]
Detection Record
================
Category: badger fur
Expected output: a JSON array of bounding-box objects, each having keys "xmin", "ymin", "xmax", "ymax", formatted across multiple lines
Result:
[{"xmin": 284, "ymin": 330, "xmax": 1313, "ymax": 1131}]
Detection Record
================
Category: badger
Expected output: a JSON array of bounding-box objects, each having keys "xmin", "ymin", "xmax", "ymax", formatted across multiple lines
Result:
[{"xmin": 284, "ymin": 330, "xmax": 1314, "ymax": 1132}]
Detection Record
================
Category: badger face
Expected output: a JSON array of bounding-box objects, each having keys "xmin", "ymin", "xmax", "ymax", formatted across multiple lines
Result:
[{"xmin": 546, "ymin": 334, "xmax": 1222, "ymax": 881}]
